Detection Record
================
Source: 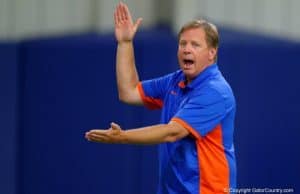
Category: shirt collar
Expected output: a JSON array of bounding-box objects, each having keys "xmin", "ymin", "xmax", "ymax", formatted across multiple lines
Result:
[{"xmin": 178, "ymin": 63, "xmax": 219, "ymax": 89}]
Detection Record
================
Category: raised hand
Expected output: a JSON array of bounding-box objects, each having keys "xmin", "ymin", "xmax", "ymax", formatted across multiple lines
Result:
[
  {"xmin": 85, "ymin": 122, "xmax": 124, "ymax": 144},
  {"xmin": 114, "ymin": 2, "xmax": 142, "ymax": 43}
]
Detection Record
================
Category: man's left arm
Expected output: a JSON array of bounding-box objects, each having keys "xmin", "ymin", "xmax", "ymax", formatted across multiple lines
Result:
[{"xmin": 85, "ymin": 121, "xmax": 189, "ymax": 145}]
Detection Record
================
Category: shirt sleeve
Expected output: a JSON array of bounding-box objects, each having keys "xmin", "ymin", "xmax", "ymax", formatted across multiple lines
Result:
[
  {"xmin": 171, "ymin": 88, "xmax": 227, "ymax": 137},
  {"xmin": 138, "ymin": 72, "xmax": 175, "ymax": 110}
]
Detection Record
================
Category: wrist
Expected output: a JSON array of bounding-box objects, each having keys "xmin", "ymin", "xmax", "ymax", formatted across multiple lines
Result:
[
  {"xmin": 117, "ymin": 40, "xmax": 133, "ymax": 45},
  {"xmin": 119, "ymin": 129, "xmax": 128, "ymax": 144}
]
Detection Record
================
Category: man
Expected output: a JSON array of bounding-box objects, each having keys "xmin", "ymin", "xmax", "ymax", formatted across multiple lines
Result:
[{"xmin": 85, "ymin": 2, "xmax": 236, "ymax": 194}]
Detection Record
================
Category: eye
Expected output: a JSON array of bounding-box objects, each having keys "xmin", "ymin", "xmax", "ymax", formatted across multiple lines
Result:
[
  {"xmin": 179, "ymin": 41, "xmax": 186, "ymax": 47},
  {"xmin": 192, "ymin": 42, "xmax": 200, "ymax": 47}
]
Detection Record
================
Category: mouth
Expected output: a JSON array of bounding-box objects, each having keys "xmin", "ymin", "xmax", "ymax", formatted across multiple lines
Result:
[{"xmin": 182, "ymin": 59, "xmax": 195, "ymax": 69}]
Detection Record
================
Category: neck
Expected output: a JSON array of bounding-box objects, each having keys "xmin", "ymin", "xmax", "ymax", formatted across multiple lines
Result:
[{"xmin": 185, "ymin": 62, "xmax": 215, "ymax": 84}]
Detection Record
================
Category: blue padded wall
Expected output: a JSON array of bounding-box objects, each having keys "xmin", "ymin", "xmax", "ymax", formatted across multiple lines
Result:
[
  {"xmin": 0, "ymin": 42, "xmax": 18, "ymax": 194},
  {"xmin": 0, "ymin": 26, "xmax": 299, "ymax": 194}
]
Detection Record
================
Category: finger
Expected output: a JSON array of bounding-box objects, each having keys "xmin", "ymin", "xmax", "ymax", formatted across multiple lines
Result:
[
  {"xmin": 87, "ymin": 130, "xmax": 107, "ymax": 136},
  {"xmin": 88, "ymin": 129, "xmax": 100, "ymax": 133},
  {"xmin": 116, "ymin": 3, "xmax": 122, "ymax": 23},
  {"xmin": 88, "ymin": 135, "xmax": 106, "ymax": 143},
  {"xmin": 85, "ymin": 132, "xmax": 95, "ymax": 141},
  {"xmin": 85, "ymin": 131, "xmax": 97, "ymax": 137},
  {"xmin": 120, "ymin": 2, "xmax": 128, "ymax": 21},
  {"xmin": 123, "ymin": 2, "xmax": 133, "ymax": 22},
  {"xmin": 88, "ymin": 133, "xmax": 107, "ymax": 142},
  {"xmin": 114, "ymin": 9, "xmax": 118, "ymax": 26},
  {"xmin": 134, "ymin": 17, "xmax": 143, "ymax": 30},
  {"xmin": 85, "ymin": 131, "xmax": 91, "ymax": 137},
  {"xmin": 85, "ymin": 133, "xmax": 91, "ymax": 141},
  {"xmin": 89, "ymin": 133, "xmax": 104, "ymax": 139},
  {"xmin": 119, "ymin": 2, "xmax": 127, "ymax": 21},
  {"xmin": 110, "ymin": 122, "xmax": 121, "ymax": 130}
]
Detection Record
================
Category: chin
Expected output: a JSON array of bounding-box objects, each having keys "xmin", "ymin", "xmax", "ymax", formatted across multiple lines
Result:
[{"xmin": 182, "ymin": 70, "xmax": 197, "ymax": 80}]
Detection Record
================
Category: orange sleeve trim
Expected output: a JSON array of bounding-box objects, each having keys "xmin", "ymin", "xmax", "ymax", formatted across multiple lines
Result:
[
  {"xmin": 171, "ymin": 117, "xmax": 201, "ymax": 140},
  {"xmin": 137, "ymin": 82, "xmax": 163, "ymax": 110}
]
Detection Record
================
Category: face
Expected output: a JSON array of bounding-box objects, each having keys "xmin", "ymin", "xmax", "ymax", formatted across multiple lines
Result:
[{"xmin": 177, "ymin": 28, "xmax": 216, "ymax": 82}]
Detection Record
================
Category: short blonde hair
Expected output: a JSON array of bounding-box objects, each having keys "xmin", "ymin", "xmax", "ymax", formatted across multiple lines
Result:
[{"xmin": 178, "ymin": 19, "xmax": 219, "ymax": 49}]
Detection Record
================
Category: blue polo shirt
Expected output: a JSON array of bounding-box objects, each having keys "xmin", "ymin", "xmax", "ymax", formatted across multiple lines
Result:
[{"xmin": 137, "ymin": 64, "xmax": 236, "ymax": 194}]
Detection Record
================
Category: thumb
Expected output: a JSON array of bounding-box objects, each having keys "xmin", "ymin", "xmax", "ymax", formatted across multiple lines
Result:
[
  {"xmin": 110, "ymin": 122, "xmax": 121, "ymax": 130},
  {"xmin": 134, "ymin": 17, "xmax": 143, "ymax": 31}
]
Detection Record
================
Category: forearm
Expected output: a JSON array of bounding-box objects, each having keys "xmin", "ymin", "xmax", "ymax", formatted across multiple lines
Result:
[
  {"xmin": 121, "ymin": 124, "xmax": 183, "ymax": 145},
  {"xmin": 116, "ymin": 41, "xmax": 139, "ymax": 100},
  {"xmin": 85, "ymin": 122, "xmax": 189, "ymax": 145}
]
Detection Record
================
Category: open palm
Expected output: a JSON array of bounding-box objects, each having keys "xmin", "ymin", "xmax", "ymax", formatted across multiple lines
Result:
[
  {"xmin": 114, "ymin": 2, "xmax": 142, "ymax": 42},
  {"xmin": 85, "ymin": 122, "xmax": 123, "ymax": 143}
]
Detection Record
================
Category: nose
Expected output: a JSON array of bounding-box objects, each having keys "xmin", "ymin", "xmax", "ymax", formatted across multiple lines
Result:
[{"xmin": 182, "ymin": 43, "xmax": 192, "ymax": 54}]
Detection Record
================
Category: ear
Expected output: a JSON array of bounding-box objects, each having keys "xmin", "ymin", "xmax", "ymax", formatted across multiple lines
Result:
[{"xmin": 208, "ymin": 48, "xmax": 217, "ymax": 61}]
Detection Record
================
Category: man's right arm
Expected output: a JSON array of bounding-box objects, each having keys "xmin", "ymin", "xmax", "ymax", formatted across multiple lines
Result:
[
  {"xmin": 116, "ymin": 41, "xmax": 142, "ymax": 105},
  {"xmin": 114, "ymin": 2, "xmax": 143, "ymax": 105}
]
